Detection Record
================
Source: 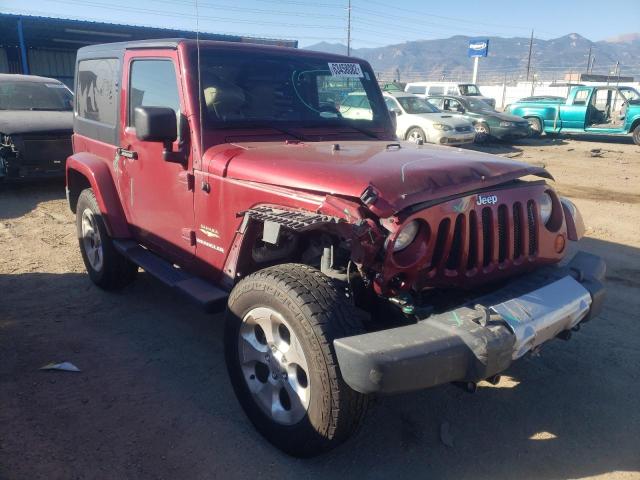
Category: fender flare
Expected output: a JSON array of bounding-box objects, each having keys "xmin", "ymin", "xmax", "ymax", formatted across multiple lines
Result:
[{"xmin": 66, "ymin": 152, "xmax": 131, "ymax": 238}]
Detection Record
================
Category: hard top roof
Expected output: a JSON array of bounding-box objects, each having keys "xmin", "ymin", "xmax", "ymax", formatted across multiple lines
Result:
[{"xmin": 76, "ymin": 38, "xmax": 359, "ymax": 62}]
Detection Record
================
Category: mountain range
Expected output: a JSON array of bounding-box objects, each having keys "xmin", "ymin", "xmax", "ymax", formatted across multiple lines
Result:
[{"xmin": 306, "ymin": 33, "xmax": 640, "ymax": 83}]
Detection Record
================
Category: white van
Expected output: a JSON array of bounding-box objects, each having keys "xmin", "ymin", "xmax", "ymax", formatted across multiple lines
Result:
[{"xmin": 404, "ymin": 82, "xmax": 496, "ymax": 108}]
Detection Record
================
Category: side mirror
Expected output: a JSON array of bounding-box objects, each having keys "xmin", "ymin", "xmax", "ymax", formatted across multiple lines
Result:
[
  {"xmin": 134, "ymin": 106, "xmax": 188, "ymax": 166},
  {"xmin": 393, "ymin": 108, "xmax": 402, "ymax": 116},
  {"xmin": 134, "ymin": 106, "xmax": 177, "ymax": 143},
  {"xmin": 456, "ymin": 106, "xmax": 465, "ymax": 113}
]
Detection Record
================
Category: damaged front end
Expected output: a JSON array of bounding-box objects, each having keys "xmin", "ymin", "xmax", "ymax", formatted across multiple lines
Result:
[{"xmin": 0, "ymin": 131, "xmax": 71, "ymax": 180}]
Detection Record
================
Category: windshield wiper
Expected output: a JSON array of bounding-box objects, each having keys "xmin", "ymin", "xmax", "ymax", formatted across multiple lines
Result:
[{"xmin": 215, "ymin": 122, "xmax": 305, "ymax": 141}]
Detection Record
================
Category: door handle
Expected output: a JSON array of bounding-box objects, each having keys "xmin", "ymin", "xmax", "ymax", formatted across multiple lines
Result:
[{"xmin": 117, "ymin": 147, "xmax": 138, "ymax": 160}]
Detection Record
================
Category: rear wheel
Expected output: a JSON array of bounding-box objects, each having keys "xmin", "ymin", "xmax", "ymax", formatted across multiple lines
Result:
[
  {"xmin": 633, "ymin": 124, "xmax": 640, "ymax": 146},
  {"xmin": 76, "ymin": 188, "xmax": 138, "ymax": 290},
  {"xmin": 406, "ymin": 127, "xmax": 426, "ymax": 144},
  {"xmin": 224, "ymin": 263, "xmax": 369, "ymax": 457},
  {"xmin": 527, "ymin": 117, "xmax": 542, "ymax": 138}
]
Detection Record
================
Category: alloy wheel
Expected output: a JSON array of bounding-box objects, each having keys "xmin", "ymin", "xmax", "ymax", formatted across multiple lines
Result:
[{"xmin": 238, "ymin": 307, "xmax": 311, "ymax": 425}]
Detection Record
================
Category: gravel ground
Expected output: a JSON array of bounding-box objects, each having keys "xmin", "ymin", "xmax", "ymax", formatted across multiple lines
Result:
[{"xmin": 1, "ymin": 135, "xmax": 639, "ymax": 480}]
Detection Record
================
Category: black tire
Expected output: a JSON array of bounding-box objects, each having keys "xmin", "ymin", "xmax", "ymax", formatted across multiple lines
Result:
[
  {"xmin": 224, "ymin": 263, "xmax": 369, "ymax": 457},
  {"xmin": 633, "ymin": 124, "xmax": 640, "ymax": 146},
  {"xmin": 527, "ymin": 117, "xmax": 542, "ymax": 138},
  {"xmin": 406, "ymin": 126, "xmax": 426, "ymax": 144},
  {"xmin": 474, "ymin": 122, "xmax": 490, "ymax": 143},
  {"xmin": 76, "ymin": 188, "xmax": 138, "ymax": 290}
]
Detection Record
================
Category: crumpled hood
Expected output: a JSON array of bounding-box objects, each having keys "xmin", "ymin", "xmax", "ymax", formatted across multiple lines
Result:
[
  {"xmin": 0, "ymin": 110, "xmax": 73, "ymax": 135},
  {"xmin": 217, "ymin": 140, "xmax": 550, "ymax": 215}
]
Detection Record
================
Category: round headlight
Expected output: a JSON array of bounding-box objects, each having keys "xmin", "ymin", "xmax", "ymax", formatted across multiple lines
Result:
[
  {"xmin": 539, "ymin": 192, "xmax": 553, "ymax": 225},
  {"xmin": 393, "ymin": 220, "xmax": 420, "ymax": 252}
]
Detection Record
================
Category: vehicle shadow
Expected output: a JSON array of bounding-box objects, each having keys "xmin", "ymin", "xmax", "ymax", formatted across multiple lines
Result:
[
  {"xmin": 1, "ymin": 236, "xmax": 639, "ymax": 479},
  {"xmin": 462, "ymin": 136, "xmax": 570, "ymax": 157},
  {"xmin": 0, "ymin": 179, "xmax": 66, "ymax": 220},
  {"xmin": 549, "ymin": 133, "xmax": 637, "ymax": 146}
]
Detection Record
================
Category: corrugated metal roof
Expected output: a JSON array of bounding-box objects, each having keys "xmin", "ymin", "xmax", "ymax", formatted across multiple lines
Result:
[{"xmin": 0, "ymin": 12, "xmax": 297, "ymax": 47}]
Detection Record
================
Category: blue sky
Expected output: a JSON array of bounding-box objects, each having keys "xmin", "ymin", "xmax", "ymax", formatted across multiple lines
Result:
[{"xmin": 3, "ymin": 0, "xmax": 639, "ymax": 48}]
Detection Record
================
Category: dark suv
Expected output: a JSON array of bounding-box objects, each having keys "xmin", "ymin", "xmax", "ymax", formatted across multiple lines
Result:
[{"xmin": 0, "ymin": 74, "xmax": 73, "ymax": 180}]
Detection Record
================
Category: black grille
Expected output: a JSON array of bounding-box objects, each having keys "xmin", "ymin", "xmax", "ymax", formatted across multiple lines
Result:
[
  {"xmin": 455, "ymin": 125, "xmax": 472, "ymax": 132},
  {"xmin": 527, "ymin": 200, "xmax": 538, "ymax": 255},
  {"xmin": 481, "ymin": 207, "xmax": 492, "ymax": 267},
  {"xmin": 497, "ymin": 205, "xmax": 508, "ymax": 263},
  {"xmin": 432, "ymin": 218, "xmax": 451, "ymax": 267},
  {"xmin": 446, "ymin": 214, "xmax": 464, "ymax": 270},
  {"xmin": 467, "ymin": 210, "xmax": 478, "ymax": 270},
  {"xmin": 22, "ymin": 134, "xmax": 72, "ymax": 167},
  {"xmin": 513, "ymin": 202, "xmax": 523, "ymax": 259}
]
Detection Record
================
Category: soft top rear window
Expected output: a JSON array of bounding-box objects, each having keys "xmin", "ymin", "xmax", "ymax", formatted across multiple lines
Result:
[{"xmin": 76, "ymin": 58, "xmax": 118, "ymax": 125}]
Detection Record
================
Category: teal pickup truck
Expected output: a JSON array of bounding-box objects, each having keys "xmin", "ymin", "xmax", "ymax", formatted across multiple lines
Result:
[{"xmin": 506, "ymin": 85, "xmax": 640, "ymax": 145}]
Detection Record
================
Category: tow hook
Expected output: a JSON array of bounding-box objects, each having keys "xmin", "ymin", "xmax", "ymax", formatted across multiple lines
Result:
[{"xmin": 388, "ymin": 293, "xmax": 415, "ymax": 315}]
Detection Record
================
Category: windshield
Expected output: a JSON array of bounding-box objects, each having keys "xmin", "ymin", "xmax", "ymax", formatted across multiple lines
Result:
[
  {"xmin": 396, "ymin": 96, "xmax": 439, "ymax": 114},
  {"xmin": 465, "ymin": 98, "xmax": 494, "ymax": 112},
  {"xmin": 0, "ymin": 81, "xmax": 73, "ymax": 111},
  {"xmin": 459, "ymin": 84, "xmax": 480, "ymax": 96},
  {"xmin": 620, "ymin": 87, "xmax": 640, "ymax": 102},
  {"xmin": 191, "ymin": 49, "xmax": 389, "ymax": 132}
]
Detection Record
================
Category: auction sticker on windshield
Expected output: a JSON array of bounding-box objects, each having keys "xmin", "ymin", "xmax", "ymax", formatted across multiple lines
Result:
[{"xmin": 328, "ymin": 62, "xmax": 364, "ymax": 78}]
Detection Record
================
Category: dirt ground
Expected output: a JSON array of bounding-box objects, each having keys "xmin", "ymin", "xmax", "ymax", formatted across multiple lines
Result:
[{"xmin": 1, "ymin": 134, "xmax": 639, "ymax": 480}]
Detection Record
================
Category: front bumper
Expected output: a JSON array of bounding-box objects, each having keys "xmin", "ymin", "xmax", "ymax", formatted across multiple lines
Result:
[
  {"xmin": 334, "ymin": 250, "xmax": 605, "ymax": 394},
  {"xmin": 432, "ymin": 130, "xmax": 476, "ymax": 145},
  {"xmin": 492, "ymin": 125, "xmax": 531, "ymax": 139}
]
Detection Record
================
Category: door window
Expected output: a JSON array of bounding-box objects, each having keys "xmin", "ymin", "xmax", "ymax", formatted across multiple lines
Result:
[
  {"xmin": 443, "ymin": 98, "xmax": 461, "ymax": 112},
  {"xmin": 128, "ymin": 60, "xmax": 180, "ymax": 129},
  {"xmin": 77, "ymin": 58, "xmax": 118, "ymax": 125},
  {"xmin": 427, "ymin": 97, "xmax": 443, "ymax": 109},
  {"xmin": 428, "ymin": 86, "xmax": 444, "ymax": 96},
  {"xmin": 572, "ymin": 89, "xmax": 590, "ymax": 106}
]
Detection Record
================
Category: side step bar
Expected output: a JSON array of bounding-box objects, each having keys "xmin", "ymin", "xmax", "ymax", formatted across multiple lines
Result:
[{"xmin": 114, "ymin": 240, "xmax": 228, "ymax": 311}]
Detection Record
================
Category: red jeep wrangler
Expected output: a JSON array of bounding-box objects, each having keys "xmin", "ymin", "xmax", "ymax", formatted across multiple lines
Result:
[{"xmin": 66, "ymin": 39, "xmax": 606, "ymax": 457}]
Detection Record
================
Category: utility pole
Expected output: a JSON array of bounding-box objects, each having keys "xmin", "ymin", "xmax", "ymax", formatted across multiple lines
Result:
[
  {"xmin": 525, "ymin": 29, "xmax": 534, "ymax": 81},
  {"xmin": 346, "ymin": 0, "xmax": 351, "ymax": 56},
  {"xmin": 586, "ymin": 45, "xmax": 592, "ymax": 74}
]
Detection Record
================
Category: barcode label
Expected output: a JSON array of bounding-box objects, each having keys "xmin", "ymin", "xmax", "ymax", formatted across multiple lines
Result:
[{"xmin": 328, "ymin": 62, "xmax": 364, "ymax": 78}]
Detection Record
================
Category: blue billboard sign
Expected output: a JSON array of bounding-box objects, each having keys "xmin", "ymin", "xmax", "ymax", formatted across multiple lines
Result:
[{"xmin": 468, "ymin": 38, "xmax": 489, "ymax": 58}]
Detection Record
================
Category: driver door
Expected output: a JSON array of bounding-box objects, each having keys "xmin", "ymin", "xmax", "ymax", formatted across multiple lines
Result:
[{"xmin": 118, "ymin": 52, "xmax": 195, "ymax": 264}]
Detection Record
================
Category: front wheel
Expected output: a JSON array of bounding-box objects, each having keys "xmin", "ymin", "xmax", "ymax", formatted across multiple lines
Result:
[
  {"xmin": 224, "ymin": 264, "xmax": 369, "ymax": 457},
  {"xmin": 406, "ymin": 127, "xmax": 427, "ymax": 144},
  {"xmin": 633, "ymin": 125, "xmax": 640, "ymax": 146}
]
